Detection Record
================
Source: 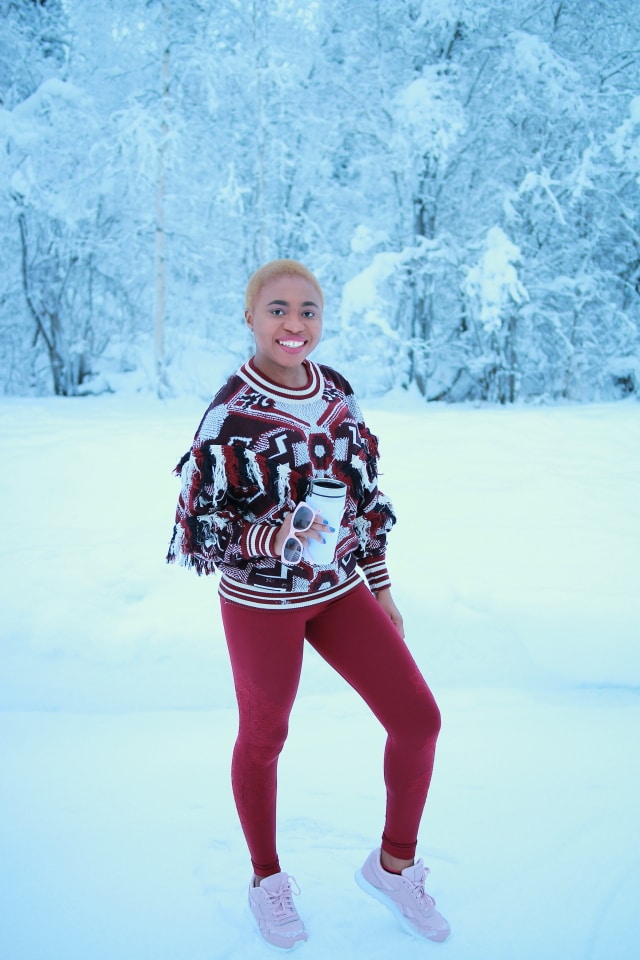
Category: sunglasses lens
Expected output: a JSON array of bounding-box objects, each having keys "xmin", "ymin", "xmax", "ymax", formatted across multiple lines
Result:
[
  {"xmin": 292, "ymin": 504, "xmax": 314, "ymax": 531},
  {"xmin": 283, "ymin": 536, "xmax": 303, "ymax": 564}
]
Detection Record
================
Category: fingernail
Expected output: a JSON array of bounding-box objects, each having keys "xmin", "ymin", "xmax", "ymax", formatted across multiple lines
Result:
[
  {"xmin": 329, "ymin": 526, "xmax": 335, "ymax": 532},
  {"xmin": 322, "ymin": 537, "xmax": 326, "ymax": 544},
  {"xmin": 322, "ymin": 519, "xmax": 329, "ymax": 525}
]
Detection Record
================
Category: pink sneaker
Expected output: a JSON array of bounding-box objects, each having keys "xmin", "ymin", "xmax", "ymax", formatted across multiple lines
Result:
[
  {"xmin": 355, "ymin": 848, "xmax": 450, "ymax": 942},
  {"xmin": 248, "ymin": 872, "xmax": 308, "ymax": 951}
]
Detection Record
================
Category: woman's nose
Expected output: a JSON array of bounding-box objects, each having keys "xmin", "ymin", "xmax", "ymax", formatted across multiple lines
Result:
[{"xmin": 283, "ymin": 315, "xmax": 305, "ymax": 330}]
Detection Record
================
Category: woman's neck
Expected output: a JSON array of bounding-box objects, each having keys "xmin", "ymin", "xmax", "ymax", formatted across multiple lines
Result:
[{"xmin": 250, "ymin": 356, "xmax": 311, "ymax": 390}]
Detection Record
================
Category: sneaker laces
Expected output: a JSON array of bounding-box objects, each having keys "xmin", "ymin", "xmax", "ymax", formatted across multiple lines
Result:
[
  {"xmin": 405, "ymin": 864, "xmax": 437, "ymax": 915},
  {"xmin": 263, "ymin": 876, "xmax": 302, "ymax": 925}
]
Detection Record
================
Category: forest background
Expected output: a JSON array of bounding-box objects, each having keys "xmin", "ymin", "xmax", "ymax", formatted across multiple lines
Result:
[{"xmin": 1, "ymin": 0, "xmax": 639, "ymax": 405}]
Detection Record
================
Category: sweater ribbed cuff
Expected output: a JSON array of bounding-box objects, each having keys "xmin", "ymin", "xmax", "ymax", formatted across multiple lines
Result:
[
  {"xmin": 359, "ymin": 555, "xmax": 392, "ymax": 593},
  {"xmin": 241, "ymin": 522, "xmax": 279, "ymax": 559}
]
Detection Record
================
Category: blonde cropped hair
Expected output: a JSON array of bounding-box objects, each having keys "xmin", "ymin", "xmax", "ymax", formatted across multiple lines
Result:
[{"xmin": 245, "ymin": 259, "xmax": 324, "ymax": 313}]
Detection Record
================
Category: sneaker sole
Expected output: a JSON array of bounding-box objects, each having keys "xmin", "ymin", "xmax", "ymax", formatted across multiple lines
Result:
[
  {"xmin": 247, "ymin": 900, "xmax": 308, "ymax": 953},
  {"xmin": 354, "ymin": 869, "xmax": 449, "ymax": 943}
]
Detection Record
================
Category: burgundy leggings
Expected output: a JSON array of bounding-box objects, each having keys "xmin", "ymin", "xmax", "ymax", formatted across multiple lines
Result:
[{"xmin": 220, "ymin": 582, "xmax": 441, "ymax": 877}]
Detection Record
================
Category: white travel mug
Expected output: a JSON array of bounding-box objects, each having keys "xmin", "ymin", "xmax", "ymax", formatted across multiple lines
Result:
[{"xmin": 304, "ymin": 478, "xmax": 347, "ymax": 566}]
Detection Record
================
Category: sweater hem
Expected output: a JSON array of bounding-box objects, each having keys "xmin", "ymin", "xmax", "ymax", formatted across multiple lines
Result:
[{"xmin": 218, "ymin": 570, "xmax": 363, "ymax": 609}]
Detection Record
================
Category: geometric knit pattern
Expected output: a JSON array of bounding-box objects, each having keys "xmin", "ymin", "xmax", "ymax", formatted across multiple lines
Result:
[{"xmin": 167, "ymin": 358, "xmax": 396, "ymax": 608}]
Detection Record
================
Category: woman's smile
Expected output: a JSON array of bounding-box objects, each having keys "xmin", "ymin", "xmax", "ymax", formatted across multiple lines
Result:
[{"xmin": 277, "ymin": 338, "xmax": 307, "ymax": 353}]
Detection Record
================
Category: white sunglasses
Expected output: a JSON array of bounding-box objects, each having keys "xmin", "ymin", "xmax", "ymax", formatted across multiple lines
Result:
[{"xmin": 281, "ymin": 501, "xmax": 316, "ymax": 566}]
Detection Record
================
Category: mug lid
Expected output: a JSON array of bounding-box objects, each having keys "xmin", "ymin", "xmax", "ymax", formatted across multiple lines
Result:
[{"xmin": 311, "ymin": 477, "xmax": 347, "ymax": 494}]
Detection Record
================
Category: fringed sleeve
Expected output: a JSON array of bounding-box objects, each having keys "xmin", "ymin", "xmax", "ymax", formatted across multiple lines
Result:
[
  {"xmin": 319, "ymin": 366, "xmax": 398, "ymax": 593},
  {"xmin": 351, "ymin": 420, "xmax": 397, "ymax": 594},
  {"xmin": 166, "ymin": 441, "xmax": 286, "ymax": 575}
]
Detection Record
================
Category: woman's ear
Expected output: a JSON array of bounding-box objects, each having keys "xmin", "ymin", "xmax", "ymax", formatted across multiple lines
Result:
[{"xmin": 245, "ymin": 309, "xmax": 253, "ymax": 329}]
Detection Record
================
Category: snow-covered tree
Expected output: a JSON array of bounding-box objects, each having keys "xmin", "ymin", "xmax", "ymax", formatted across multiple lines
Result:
[{"xmin": 0, "ymin": 0, "xmax": 638, "ymax": 402}]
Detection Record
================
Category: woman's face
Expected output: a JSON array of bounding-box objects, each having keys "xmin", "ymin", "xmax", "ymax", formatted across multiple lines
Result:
[{"xmin": 245, "ymin": 274, "xmax": 323, "ymax": 384}]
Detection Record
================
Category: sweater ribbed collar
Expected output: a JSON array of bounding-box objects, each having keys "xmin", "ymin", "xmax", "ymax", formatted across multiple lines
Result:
[{"xmin": 237, "ymin": 357, "xmax": 325, "ymax": 404}]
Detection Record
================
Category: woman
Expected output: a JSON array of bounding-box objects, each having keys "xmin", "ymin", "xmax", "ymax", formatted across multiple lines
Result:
[{"xmin": 167, "ymin": 259, "xmax": 449, "ymax": 950}]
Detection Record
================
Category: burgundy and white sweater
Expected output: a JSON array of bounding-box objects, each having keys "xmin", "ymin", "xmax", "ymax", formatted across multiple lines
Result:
[{"xmin": 167, "ymin": 358, "xmax": 396, "ymax": 609}]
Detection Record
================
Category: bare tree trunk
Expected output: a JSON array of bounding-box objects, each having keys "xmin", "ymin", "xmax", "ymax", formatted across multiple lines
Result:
[
  {"xmin": 252, "ymin": 0, "xmax": 267, "ymax": 266},
  {"xmin": 507, "ymin": 313, "xmax": 517, "ymax": 403},
  {"xmin": 17, "ymin": 209, "xmax": 64, "ymax": 394},
  {"xmin": 155, "ymin": 0, "xmax": 171, "ymax": 398}
]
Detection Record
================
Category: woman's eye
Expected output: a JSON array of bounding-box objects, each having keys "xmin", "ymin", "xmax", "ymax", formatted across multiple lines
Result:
[
  {"xmin": 271, "ymin": 308, "xmax": 285, "ymax": 316},
  {"xmin": 302, "ymin": 310, "xmax": 315, "ymax": 319}
]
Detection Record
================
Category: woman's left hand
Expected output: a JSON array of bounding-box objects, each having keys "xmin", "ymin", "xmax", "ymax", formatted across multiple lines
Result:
[{"xmin": 375, "ymin": 588, "xmax": 405, "ymax": 638}]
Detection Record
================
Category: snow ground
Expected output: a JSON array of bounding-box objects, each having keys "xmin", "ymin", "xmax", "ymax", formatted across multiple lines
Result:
[{"xmin": 1, "ymin": 393, "xmax": 639, "ymax": 960}]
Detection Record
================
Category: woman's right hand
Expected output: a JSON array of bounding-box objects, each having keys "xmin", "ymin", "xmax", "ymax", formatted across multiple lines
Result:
[{"xmin": 273, "ymin": 508, "xmax": 329, "ymax": 558}]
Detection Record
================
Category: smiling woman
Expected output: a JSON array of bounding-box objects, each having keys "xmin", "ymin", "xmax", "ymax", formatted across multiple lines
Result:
[{"xmin": 167, "ymin": 258, "xmax": 449, "ymax": 950}]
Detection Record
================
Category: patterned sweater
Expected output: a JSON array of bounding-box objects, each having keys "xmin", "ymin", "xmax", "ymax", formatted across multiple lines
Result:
[{"xmin": 167, "ymin": 357, "xmax": 396, "ymax": 609}]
